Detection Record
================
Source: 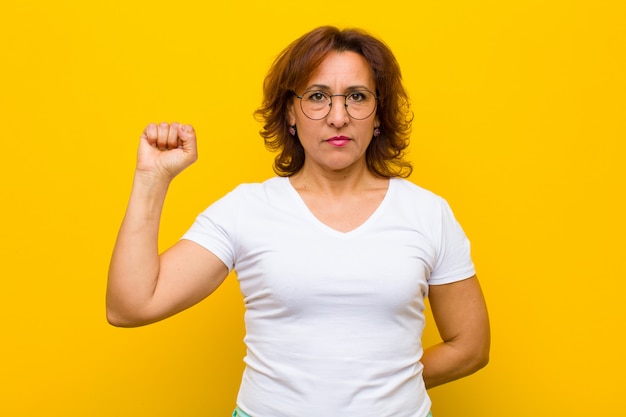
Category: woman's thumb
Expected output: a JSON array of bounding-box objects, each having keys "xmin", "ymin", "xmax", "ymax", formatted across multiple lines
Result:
[{"xmin": 178, "ymin": 124, "xmax": 195, "ymax": 139}]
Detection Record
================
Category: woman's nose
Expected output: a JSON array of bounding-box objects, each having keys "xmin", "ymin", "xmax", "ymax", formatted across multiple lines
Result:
[{"xmin": 326, "ymin": 96, "xmax": 350, "ymax": 127}]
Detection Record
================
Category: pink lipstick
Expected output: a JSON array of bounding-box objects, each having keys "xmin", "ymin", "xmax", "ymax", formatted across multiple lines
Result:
[{"xmin": 326, "ymin": 136, "xmax": 351, "ymax": 147}]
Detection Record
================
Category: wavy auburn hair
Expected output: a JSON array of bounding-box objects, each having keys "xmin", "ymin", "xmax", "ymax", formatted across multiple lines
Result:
[{"xmin": 255, "ymin": 26, "xmax": 413, "ymax": 177}]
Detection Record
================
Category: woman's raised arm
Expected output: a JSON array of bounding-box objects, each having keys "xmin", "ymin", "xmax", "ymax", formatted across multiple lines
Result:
[{"xmin": 106, "ymin": 122, "xmax": 229, "ymax": 327}]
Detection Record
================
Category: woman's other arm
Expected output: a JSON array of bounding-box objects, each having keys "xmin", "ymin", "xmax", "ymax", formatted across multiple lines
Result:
[{"xmin": 421, "ymin": 275, "xmax": 490, "ymax": 389}]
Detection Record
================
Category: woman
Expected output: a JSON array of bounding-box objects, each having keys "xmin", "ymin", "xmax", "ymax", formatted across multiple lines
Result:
[{"xmin": 107, "ymin": 26, "xmax": 490, "ymax": 417}]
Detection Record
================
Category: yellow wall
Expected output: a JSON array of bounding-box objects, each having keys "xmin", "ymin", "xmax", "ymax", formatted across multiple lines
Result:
[{"xmin": 2, "ymin": 1, "xmax": 624, "ymax": 415}]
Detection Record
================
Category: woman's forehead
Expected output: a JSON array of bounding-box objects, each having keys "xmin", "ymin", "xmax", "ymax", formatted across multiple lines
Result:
[{"xmin": 302, "ymin": 51, "xmax": 375, "ymax": 91}]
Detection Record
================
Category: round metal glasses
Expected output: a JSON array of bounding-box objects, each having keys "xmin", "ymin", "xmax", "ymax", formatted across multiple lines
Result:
[{"xmin": 295, "ymin": 89, "xmax": 378, "ymax": 120}]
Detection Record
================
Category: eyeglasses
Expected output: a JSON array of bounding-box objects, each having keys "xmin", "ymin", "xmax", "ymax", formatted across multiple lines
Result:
[{"xmin": 294, "ymin": 89, "xmax": 378, "ymax": 120}]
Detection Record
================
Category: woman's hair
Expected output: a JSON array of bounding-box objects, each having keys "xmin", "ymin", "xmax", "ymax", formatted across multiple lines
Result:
[{"xmin": 255, "ymin": 26, "xmax": 413, "ymax": 178}]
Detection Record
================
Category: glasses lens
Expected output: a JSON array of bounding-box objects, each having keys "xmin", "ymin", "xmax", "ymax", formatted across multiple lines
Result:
[
  {"xmin": 300, "ymin": 91, "xmax": 330, "ymax": 120},
  {"xmin": 299, "ymin": 90, "xmax": 377, "ymax": 120},
  {"xmin": 345, "ymin": 90, "xmax": 376, "ymax": 120}
]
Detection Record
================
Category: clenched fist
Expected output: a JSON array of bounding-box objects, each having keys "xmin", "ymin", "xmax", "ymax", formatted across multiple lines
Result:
[{"xmin": 137, "ymin": 122, "xmax": 198, "ymax": 182}]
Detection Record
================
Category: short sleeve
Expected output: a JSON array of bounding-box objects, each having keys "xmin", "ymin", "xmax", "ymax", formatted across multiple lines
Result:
[
  {"xmin": 181, "ymin": 186, "xmax": 244, "ymax": 273},
  {"xmin": 428, "ymin": 198, "xmax": 475, "ymax": 285}
]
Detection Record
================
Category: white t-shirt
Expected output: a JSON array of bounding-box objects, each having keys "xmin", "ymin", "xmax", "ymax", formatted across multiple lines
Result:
[{"xmin": 183, "ymin": 176, "xmax": 475, "ymax": 417}]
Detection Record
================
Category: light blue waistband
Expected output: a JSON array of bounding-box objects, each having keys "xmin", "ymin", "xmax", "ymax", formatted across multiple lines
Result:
[
  {"xmin": 232, "ymin": 407, "xmax": 251, "ymax": 417},
  {"xmin": 233, "ymin": 406, "xmax": 433, "ymax": 417}
]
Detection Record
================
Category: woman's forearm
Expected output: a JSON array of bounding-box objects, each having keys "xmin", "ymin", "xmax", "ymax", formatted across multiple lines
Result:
[{"xmin": 106, "ymin": 172, "xmax": 171, "ymax": 326}]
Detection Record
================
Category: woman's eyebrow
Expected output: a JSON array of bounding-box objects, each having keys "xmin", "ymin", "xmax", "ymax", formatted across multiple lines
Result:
[
  {"xmin": 304, "ymin": 84, "xmax": 372, "ymax": 91},
  {"xmin": 304, "ymin": 84, "xmax": 331, "ymax": 91}
]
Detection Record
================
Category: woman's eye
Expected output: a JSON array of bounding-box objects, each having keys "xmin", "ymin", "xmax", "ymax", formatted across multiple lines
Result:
[
  {"xmin": 348, "ymin": 92, "xmax": 366, "ymax": 102},
  {"xmin": 306, "ymin": 92, "xmax": 327, "ymax": 102}
]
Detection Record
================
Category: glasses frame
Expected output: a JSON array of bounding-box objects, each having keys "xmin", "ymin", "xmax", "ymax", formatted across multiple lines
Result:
[{"xmin": 294, "ymin": 89, "xmax": 379, "ymax": 120}]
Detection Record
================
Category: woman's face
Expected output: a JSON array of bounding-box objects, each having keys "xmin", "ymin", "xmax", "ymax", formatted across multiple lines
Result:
[{"xmin": 288, "ymin": 50, "xmax": 379, "ymax": 175}]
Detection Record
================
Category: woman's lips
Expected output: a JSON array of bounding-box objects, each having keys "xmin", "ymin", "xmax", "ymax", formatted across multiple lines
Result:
[{"xmin": 326, "ymin": 136, "xmax": 351, "ymax": 146}]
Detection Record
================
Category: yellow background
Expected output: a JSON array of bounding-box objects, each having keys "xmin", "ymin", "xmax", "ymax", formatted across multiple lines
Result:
[{"xmin": 2, "ymin": 0, "xmax": 624, "ymax": 415}]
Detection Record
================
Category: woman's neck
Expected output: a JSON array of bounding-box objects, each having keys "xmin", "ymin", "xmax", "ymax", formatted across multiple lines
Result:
[{"xmin": 289, "ymin": 164, "xmax": 387, "ymax": 196}]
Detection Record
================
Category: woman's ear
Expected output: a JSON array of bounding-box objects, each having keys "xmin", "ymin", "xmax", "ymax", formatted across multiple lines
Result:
[{"xmin": 287, "ymin": 101, "xmax": 297, "ymax": 126}]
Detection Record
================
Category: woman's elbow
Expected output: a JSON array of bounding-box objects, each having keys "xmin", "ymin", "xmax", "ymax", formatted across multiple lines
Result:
[
  {"xmin": 473, "ymin": 349, "xmax": 490, "ymax": 372},
  {"xmin": 106, "ymin": 303, "xmax": 152, "ymax": 328},
  {"xmin": 106, "ymin": 308, "xmax": 136, "ymax": 328},
  {"xmin": 468, "ymin": 338, "xmax": 490, "ymax": 374}
]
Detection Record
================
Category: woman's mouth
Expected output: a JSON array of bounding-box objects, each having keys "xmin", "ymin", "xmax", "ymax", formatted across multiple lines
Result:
[{"xmin": 326, "ymin": 136, "xmax": 351, "ymax": 147}]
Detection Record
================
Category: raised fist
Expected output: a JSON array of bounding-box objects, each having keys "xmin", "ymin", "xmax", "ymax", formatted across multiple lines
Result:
[{"xmin": 137, "ymin": 122, "xmax": 198, "ymax": 181}]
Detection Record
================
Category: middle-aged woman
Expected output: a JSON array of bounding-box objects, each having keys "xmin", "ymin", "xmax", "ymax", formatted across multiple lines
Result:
[{"xmin": 107, "ymin": 26, "xmax": 490, "ymax": 417}]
